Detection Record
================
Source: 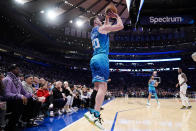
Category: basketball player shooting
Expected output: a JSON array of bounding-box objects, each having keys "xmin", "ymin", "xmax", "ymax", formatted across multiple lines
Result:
[
  {"xmin": 176, "ymin": 68, "xmax": 192, "ymax": 109},
  {"xmin": 84, "ymin": 4, "xmax": 124, "ymax": 130}
]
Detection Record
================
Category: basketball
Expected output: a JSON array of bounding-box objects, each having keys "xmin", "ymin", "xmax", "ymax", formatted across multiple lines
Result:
[
  {"xmin": 105, "ymin": 3, "xmax": 117, "ymax": 16},
  {"xmin": 153, "ymin": 71, "xmax": 157, "ymax": 76},
  {"xmin": 192, "ymin": 52, "xmax": 196, "ymax": 62}
]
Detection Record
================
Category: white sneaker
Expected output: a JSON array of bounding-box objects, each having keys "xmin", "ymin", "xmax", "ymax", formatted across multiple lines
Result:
[
  {"xmin": 84, "ymin": 112, "xmax": 104, "ymax": 130},
  {"xmin": 49, "ymin": 104, "xmax": 53, "ymax": 109},
  {"xmin": 146, "ymin": 103, "xmax": 151, "ymax": 106},
  {"xmin": 58, "ymin": 110, "xmax": 63, "ymax": 115},
  {"xmin": 84, "ymin": 111, "xmax": 95, "ymax": 123},
  {"xmin": 50, "ymin": 111, "xmax": 54, "ymax": 117},
  {"xmin": 94, "ymin": 116, "xmax": 104, "ymax": 130},
  {"xmin": 157, "ymin": 102, "xmax": 160, "ymax": 105}
]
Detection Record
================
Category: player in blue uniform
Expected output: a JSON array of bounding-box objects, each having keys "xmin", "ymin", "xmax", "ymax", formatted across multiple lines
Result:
[
  {"xmin": 147, "ymin": 75, "xmax": 160, "ymax": 106},
  {"xmin": 84, "ymin": 11, "xmax": 124, "ymax": 130}
]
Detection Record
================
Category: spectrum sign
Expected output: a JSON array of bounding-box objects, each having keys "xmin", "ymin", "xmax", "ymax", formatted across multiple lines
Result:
[{"xmin": 140, "ymin": 16, "xmax": 194, "ymax": 25}]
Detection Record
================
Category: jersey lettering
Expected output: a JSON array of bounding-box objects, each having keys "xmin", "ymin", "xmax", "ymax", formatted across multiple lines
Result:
[{"xmin": 92, "ymin": 38, "xmax": 100, "ymax": 50}]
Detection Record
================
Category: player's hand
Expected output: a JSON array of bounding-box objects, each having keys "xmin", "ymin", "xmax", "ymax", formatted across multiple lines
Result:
[
  {"xmin": 107, "ymin": 10, "xmax": 117, "ymax": 18},
  {"xmin": 112, "ymin": 13, "xmax": 119, "ymax": 18},
  {"xmin": 176, "ymin": 83, "xmax": 179, "ymax": 88}
]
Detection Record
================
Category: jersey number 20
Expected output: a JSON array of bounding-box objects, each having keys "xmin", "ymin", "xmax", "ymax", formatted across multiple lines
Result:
[{"xmin": 92, "ymin": 38, "xmax": 100, "ymax": 50}]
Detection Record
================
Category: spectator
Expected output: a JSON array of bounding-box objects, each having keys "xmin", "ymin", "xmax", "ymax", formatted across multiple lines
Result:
[
  {"xmin": 21, "ymin": 75, "xmax": 43, "ymax": 125},
  {"xmin": 69, "ymin": 85, "xmax": 79, "ymax": 111},
  {"xmin": 2, "ymin": 64, "xmax": 31, "ymax": 130},
  {"xmin": 22, "ymin": 75, "xmax": 35, "ymax": 94},
  {"xmin": 19, "ymin": 74, "xmax": 24, "ymax": 82},
  {"xmin": 39, "ymin": 78, "xmax": 46, "ymax": 86},
  {"xmin": 33, "ymin": 76, "xmax": 40, "ymax": 90},
  {"xmin": 80, "ymin": 86, "xmax": 90, "ymax": 108},
  {"xmin": 49, "ymin": 81, "xmax": 55, "ymax": 94},
  {"xmin": 72, "ymin": 85, "xmax": 82, "ymax": 109},
  {"xmin": 52, "ymin": 81, "xmax": 66, "ymax": 115},
  {"xmin": 62, "ymin": 81, "xmax": 72, "ymax": 113},
  {"xmin": 37, "ymin": 81, "xmax": 54, "ymax": 117},
  {"xmin": 63, "ymin": 81, "xmax": 77, "ymax": 112}
]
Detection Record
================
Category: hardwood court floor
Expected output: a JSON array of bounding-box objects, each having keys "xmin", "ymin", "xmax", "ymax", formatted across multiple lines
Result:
[{"xmin": 61, "ymin": 98, "xmax": 196, "ymax": 131}]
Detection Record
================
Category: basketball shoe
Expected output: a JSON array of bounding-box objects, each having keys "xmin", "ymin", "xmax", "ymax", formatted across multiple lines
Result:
[{"xmin": 84, "ymin": 110, "xmax": 104, "ymax": 130}]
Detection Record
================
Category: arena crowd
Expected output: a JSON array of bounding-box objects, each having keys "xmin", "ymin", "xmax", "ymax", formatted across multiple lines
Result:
[{"xmin": 0, "ymin": 63, "xmax": 114, "ymax": 131}]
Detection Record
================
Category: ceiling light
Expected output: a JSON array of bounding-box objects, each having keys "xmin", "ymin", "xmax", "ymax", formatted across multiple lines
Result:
[
  {"xmin": 76, "ymin": 20, "xmax": 84, "ymax": 27},
  {"xmin": 40, "ymin": 10, "xmax": 45, "ymax": 14},
  {"xmin": 47, "ymin": 10, "xmax": 57, "ymax": 20},
  {"xmin": 15, "ymin": 0, "xmax": 25, "ymax": 4}
]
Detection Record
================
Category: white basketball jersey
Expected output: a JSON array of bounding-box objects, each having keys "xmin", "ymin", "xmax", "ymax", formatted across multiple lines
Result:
[{"xmin": 178, "ymin": 73, "xmax": 187, "ymax": 86}]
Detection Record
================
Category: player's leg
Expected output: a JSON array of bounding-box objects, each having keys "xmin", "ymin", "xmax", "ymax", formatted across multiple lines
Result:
[
  {"xmin": 85, "ymin": 82, "xmax": 106, "ymax": 130},
  {"xmin": 89, "ymin": 84, "xmax": 104, "ymax": 111},
  {"xmin": 84, "ymin": 58, "xmax": 98, "ymax": 124},
  {"xmin": 147, "ymin": 92, "xmax": 152, "ymax": 105},
  {"xmin": 93, "ymin": 57, "xmax": 109, "ymax": 129},
  {"xmin": 184, "ymin": 95, "xmax": 191, "ymax": 109},
  {"xmin": 154, "ymin": 93, "xmax": 160, "ymax": 104},
  {"xmin": 85, "ymin": 58, "xmax": 98, "ymax": 122},
  {"xmin": 89, "ymin": 88, "xmax": 98, "ymax": 109},
  {"xmin": 180, "ymin": 92, "xmax": 186, "ymax": 109},
  {"xmin": 154, "ymin": 90, "xmax": 160, "ymax": 104},
  {"xmin": 94, "ymin": 82, "xmax": 107, "ymax": 112},
  {"xmin": 180, "ymin": 86, "xmax": 187, "ymax": 109},
  {"xmin": 182, "ymin": 85, "xmax": 192, "ymax": 109},
  {"xmin": 92, "ymin": 82, "xmax": 107, "ymax": 130},
  {"xmin": 84, "ymin": 55, "xmax": 108, "ymax": 130},
  {"xmin": 85, "ymin": 83, "xmax": 106, "ymax": 130}
]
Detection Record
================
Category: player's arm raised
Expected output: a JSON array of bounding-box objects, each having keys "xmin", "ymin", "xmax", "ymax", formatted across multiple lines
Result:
[
  {"xmin": 104, "ymin": 15, "xmax": 110, "ymax": 25},
  {"xmin": 99, "ymin": 13, "xmax": 124, "ymax": 33}
]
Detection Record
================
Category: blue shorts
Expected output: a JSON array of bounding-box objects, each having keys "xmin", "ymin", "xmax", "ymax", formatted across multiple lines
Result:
[
  {"xmin": 149, "ymin": 87, "xmax": 156, "ymax": 94},
  {"xmin": 90, "ymin": 54, "xmax": 109, "ymax": 83}
]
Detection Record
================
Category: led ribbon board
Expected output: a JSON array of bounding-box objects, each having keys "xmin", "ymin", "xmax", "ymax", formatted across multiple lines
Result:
[
  {"xmin": 109, "ymin": 50, "xmax": 183, "ymax": 56},
  {"xmin": 109, "ymin": 58, "xmax": 181, "ymax": 63}
]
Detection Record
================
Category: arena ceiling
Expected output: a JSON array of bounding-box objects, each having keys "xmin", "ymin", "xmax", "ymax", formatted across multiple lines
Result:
[
  {"xmin": 0, "ymin": 0, "xmax": 196, "ymax": 60},
  {"xmin": 1, "ymin": 0, "xmax": 196, "ymax": 26}
]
